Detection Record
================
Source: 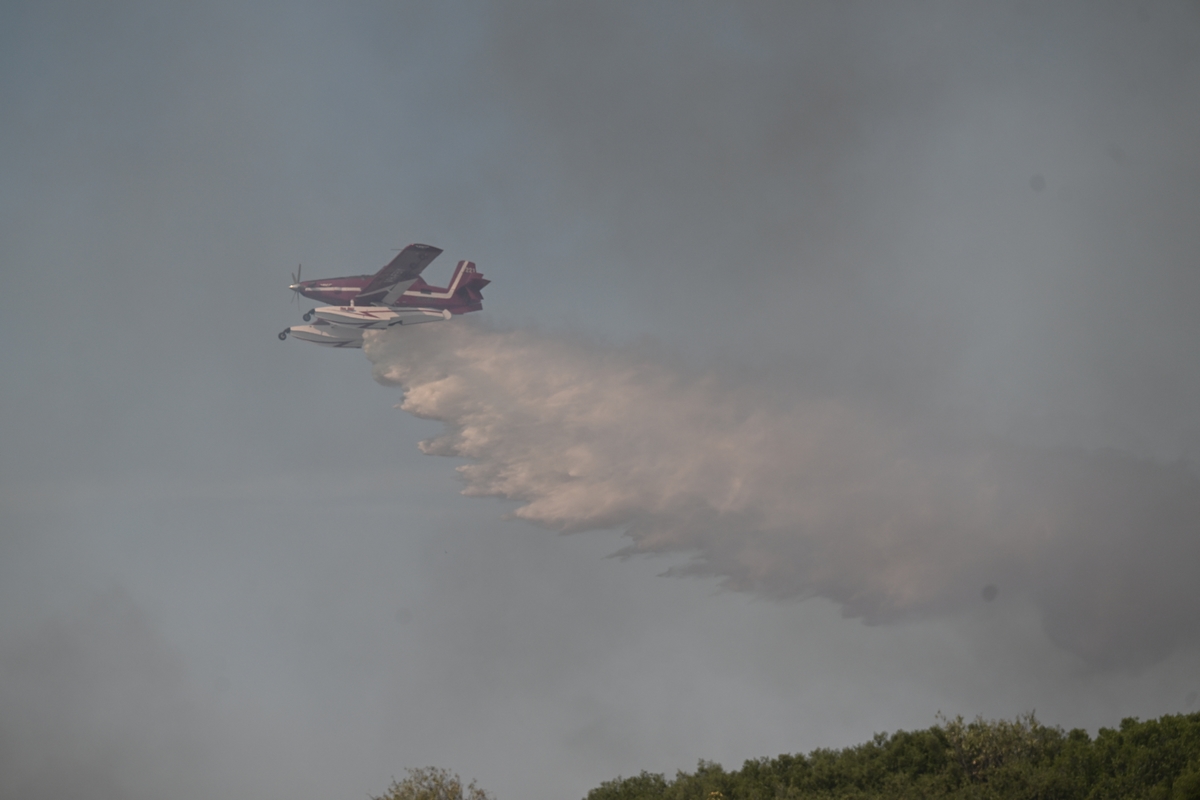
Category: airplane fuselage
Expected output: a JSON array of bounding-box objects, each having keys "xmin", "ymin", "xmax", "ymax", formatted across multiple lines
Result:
[
  {"xmin": 292, "ymin": 261, "xmax": 487, "ymax": 315},
  {"xmin": 281, "ymin": 244, "xmax": 487, "ymax": 348}
]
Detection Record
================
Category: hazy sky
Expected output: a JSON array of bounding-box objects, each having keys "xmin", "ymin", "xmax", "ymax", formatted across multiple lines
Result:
[{"xmin": 2, "ymin": 3, "xmax": 1200, "ymax": 799}]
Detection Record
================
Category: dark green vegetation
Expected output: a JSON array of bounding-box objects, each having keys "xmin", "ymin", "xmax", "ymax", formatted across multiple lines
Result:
[
  {"xmin": 586, "ymin": 712, "xmax": 1200, "ymax": 800},
  {"xmin": 371, "ymin": 766, "xmax": 494, "ymax": 800}
]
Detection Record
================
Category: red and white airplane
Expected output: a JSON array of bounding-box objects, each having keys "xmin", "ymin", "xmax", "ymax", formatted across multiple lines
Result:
[{"xmin": 279, "ymin": 243, "xmax": 488, "ymax": 348}]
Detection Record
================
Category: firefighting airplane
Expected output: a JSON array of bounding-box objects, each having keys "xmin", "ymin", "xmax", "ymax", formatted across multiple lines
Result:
[{"xmin": 278, "ymin": 243, "xmax": 488, "ymax": 348}]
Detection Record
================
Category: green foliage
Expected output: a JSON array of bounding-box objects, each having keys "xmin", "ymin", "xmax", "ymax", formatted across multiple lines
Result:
[
  {"xmin": 372, "ymin": 766, "xmax": 493, "ymax": 800},
  {"xmin": 587, "ymin": 771, "xmax": 669, "ymax": 800},
  {"xmin": 584, "ymin": 712, "xmax": 1200, "ymax": 800}
]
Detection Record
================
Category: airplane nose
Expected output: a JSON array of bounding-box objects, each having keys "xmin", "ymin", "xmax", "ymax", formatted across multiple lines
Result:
[{"xmin": 289, "ymin": 284, "xmax": 302, "ymax": 292}]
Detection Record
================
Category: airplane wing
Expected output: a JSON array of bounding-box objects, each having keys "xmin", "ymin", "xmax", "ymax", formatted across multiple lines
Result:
[{"xmin": 355, "ymin": 243, "xmax": 443, "ymax": 305}]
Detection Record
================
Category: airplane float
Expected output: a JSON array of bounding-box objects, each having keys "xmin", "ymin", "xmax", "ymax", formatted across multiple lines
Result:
[{"xmin": 278, "ymin": 243, "xmax": 487, "ymax": 348}]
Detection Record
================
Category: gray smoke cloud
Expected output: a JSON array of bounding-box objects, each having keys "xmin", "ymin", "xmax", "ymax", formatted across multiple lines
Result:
[
  {"xmin": 0, "ymin": 591, "xmax": 219, "ymax": 800},
  {"xmin": 368, "ymin": 322, "xmax": 1200, "ymax": 669},
  {"xmin": 473, "ymin": 2, "xmax": 1200, "ymax": 465}
]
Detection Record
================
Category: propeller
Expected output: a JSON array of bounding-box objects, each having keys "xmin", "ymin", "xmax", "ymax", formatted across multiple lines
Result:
[
  {"xmin": 289, "ymin": 264, "xmax": 302, "ymax": 304},
  {"xmin": 289, "ymin": 265, "xmax": 318, "ymax": 321}
]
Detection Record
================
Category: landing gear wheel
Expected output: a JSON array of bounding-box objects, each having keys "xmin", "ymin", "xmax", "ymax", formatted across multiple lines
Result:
[
  {"xmin": 302, "ymin": 311, "xmax": 313, "ymax": 322},
  {"xmin": 278, "ymin": 329, "xmax": 289, "ymax": 340}
]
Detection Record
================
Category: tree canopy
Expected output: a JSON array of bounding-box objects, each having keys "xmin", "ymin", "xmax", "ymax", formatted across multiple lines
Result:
[
  {"xmin": 371, "ymin": 766, "xmax": 494, "ymax": 800},
  {"xmin": 585, "ymin": 711, "xmax": 1200, "ymax": 800}
]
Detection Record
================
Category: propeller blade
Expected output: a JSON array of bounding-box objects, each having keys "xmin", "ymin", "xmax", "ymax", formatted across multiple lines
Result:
[{"xmin": 290, "ymin": 264, "xmax": 302, "ymax": 304}]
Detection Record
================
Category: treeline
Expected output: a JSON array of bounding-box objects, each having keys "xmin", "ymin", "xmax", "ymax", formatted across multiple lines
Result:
[{"xmin": 586, "ymin": 711, "xmax": 1200, "ymax": 800}]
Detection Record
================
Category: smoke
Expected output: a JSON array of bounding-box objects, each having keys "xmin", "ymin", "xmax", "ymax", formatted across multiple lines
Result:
[
  {"xmin": 0, "ymin": 591, "xmax": 219, "ymax": 800},
  {"xmin": 367, "ymin": 322, "xmax": 1200, "ymax": 669}
]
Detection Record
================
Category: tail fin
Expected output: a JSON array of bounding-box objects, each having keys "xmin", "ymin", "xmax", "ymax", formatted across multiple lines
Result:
[{"xmin": 451, "ymin": 260, "xmax": 489, "ymax": 305}]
